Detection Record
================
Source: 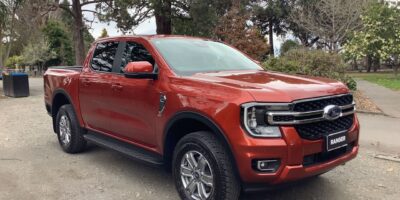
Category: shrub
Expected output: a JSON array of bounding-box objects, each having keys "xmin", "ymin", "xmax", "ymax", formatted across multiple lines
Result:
[
  {"xmin": 280, "ymin": 40, "xmax": 300, "ymax": 55},
  {"xmin": 5, "ymin": 55, "xmax": 23, "ymax": 69},
  {"xmin": 263, "ymin": 48, "xmax": 357, "ymax": 90}
]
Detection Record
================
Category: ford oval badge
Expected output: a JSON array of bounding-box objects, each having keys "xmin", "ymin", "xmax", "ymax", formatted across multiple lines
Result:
[{"xmin": 323, "ymin": 105, "xmax": 342, "ymax": 121}]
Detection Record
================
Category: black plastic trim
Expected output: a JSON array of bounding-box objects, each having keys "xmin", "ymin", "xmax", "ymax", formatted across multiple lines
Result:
[
  {"xmin": 242, "ymin": 175, "xmax": 322, "ymax": 193},
  {"xmin": 84, "ymin": 131, "xmax": 164, "ymax": 166},
  {"xmin": 163, "ymin": 111, "xmax": 241, "ymax": 180},
  {"xmin": 124, "ymin": 72, "xmax": 158, "ymax": 80},
  {"xmin": 50, "ymin": 89, "xmax": 75, "ymax": 132}
]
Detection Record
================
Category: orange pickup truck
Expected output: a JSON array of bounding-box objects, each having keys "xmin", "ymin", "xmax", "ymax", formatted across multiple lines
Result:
[{"xmin": 44, "ymin": 35, "xmax": 359, "ymax": 200}]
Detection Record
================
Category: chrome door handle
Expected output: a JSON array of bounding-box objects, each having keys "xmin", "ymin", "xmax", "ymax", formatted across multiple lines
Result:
[
  {"xmin": 111, "ymin": 84, "xmax": 123, "ymax": 91},
  {"xmin": 81, "ymin": 79, "xmax": 91, "ymax": 86}
]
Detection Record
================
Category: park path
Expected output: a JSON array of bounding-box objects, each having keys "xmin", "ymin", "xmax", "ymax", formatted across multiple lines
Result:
[{"xmin": 356, "ymin": 79, "xmax": 400, "ymax": 118}]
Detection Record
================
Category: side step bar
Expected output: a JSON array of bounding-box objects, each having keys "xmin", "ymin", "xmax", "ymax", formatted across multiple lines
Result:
[{"xmin": 84, "ymin": 132, "xmax": 164, "ymax": 166}]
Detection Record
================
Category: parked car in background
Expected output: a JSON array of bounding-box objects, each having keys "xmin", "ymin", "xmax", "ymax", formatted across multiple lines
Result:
[{"xmin": 44, "ymin": 35, "xmax": 360, "ymax": 200}]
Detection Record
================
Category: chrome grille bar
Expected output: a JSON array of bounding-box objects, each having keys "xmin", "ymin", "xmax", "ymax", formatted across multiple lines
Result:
[{"xmin": 266, "ymin": 103, "xmax": 355, "ymax": 125}]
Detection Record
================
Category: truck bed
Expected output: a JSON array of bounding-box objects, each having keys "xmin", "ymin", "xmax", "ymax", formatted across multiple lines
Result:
[{"xmin": 44, "ymin": 66, "xmax": 83, "ymax": 115}]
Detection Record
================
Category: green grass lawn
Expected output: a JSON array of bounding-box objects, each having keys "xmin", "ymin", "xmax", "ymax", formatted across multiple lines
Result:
[{"xmin": 349, "ymin": 72, "xmax": 400, "ymax": 91}]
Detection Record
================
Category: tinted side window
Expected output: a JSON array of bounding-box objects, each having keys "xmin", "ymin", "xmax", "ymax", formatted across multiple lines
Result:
[
  {"xmin": 120, "ymin": 42, "xmax": 155, "ymax": 73},
  {"xmin": 91, "ymin": 42, "xmax": 119, "ymax": 72}
]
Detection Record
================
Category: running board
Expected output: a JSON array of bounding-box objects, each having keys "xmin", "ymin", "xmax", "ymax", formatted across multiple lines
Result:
[{"xmin": 84, "ymin": 132, "xmax": 164, "ymax": 166}]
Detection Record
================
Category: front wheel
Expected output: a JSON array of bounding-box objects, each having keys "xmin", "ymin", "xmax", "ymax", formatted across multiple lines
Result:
[{"xmin": 172, "ymin": 131, "xmax": 240, "ymax": 200}]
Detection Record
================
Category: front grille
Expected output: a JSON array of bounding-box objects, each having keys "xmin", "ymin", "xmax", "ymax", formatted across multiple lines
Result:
[
  {"xmin": 273, "ymin": 115, "xmax": 295, "ymax": 122},
  {"xmin": 294, "ymin": 114, "xmax": 354, "ymax": 140},
  {"xmin": 266, "ymin": 94, "xmax": 355, "ymax": 125},
  {"xmin": 293, "ymin": 94, "xmax": 353, "ymax": 112}
]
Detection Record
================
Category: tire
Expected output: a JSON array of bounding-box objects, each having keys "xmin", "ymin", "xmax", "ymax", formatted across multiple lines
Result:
[
  {"xmin": 172, "ymin": 131, "xmax": 240, "ymax": 200},
  {"xmin": 55, "ymin": 104, "xmax": 86, "ymax": 153}
]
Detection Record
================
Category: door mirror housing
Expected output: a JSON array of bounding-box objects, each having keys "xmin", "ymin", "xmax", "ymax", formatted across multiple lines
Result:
[{"xmin": 124, "ymin": 61, "xmax": 157, "ymax": 80}]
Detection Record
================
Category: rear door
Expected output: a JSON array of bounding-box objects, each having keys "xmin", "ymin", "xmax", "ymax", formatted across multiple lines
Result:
[{"xmin": 79, "ymin": 41, "xmax": 122, "ymax": 133}]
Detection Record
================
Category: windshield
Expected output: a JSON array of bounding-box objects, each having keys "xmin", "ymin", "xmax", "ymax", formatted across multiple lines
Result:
[{"xmin": 151, "ymin": 38, "xmax": 262, "ymax": 75}]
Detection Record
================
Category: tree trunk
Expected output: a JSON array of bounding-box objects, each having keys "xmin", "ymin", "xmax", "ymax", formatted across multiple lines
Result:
[
  {"xmin": 352, "ymin": 58, "xmax": 358, "ymax": 71},
  {"xmin": 0, "ymin": 30, "xmax": 3, "ymax": 66},
  {"xmin": 72, "ymin": 0, "xmax": 85, "ymax": 65},
  {"xmin": 373, "ymin": 57, "xmax": 380, "ymax": 72},
  {"xmin": 154, "ymin": 0, "xmax": 172, "ymax": 34},
  {"xmin": 268, "ymin": 23, "xmax": 274, "ymax": 56},
  {"xmin": 366, "ymin": 55, "xmax": 372, "ymax": 73},
  {"xmin": 4, "ymin": 9, "xmax": 17, "ymax": 65},
  {"xmin": 394, "ymin": 55, "xmax": 399, "ymax": 76}
]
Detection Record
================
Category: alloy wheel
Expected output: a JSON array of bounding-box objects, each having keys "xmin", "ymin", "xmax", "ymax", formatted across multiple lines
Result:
[
  {"xmin": 59, "ymin": 115, "xmax": 71, "ymax": 145},
  {"xmin": 180, "ymin": 150, "xmax": 214, "ymax": 200}
]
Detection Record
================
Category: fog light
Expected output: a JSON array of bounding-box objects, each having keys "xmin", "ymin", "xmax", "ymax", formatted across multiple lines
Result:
[{"xmin": 254, "ymin": 159, "xmax": 280, "ymax": 173}]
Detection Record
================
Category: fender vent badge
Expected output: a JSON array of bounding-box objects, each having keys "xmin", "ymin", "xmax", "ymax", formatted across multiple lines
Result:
[{"xmin": 158, "ymin": 93, "xmax": 167, "ymax": 117}]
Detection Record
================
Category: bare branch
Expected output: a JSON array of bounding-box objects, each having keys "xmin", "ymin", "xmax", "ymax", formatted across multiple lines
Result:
[
  {"xmin": 290, "ymin": 0, "xmax": 370, "ymax": 52},
  {"xmin": 81, "ymin": 0, "xmax": 108, "ymax": 7},
  {"xmin": 59, "ymin": 4, "xmax": 76, "ymax": 18},
  {"xmin": 82, "ymin": 9, "xmax": 100, "ymax": 15}
]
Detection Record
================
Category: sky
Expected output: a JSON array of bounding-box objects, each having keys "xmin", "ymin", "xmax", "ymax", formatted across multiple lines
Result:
[
  {"xmin": 82, "ymin": 4, "xmax": 156, "ymax": 37},
  {"xmin": 82, "ymin": 4, "xmax": 290, "ymax": 55}
]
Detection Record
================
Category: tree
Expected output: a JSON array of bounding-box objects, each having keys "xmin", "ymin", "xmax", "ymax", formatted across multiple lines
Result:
[
  {"xmin": 285, "ymin": 0, "xmax": 320, "ymax": 47},
  {"xmin": 96, "ymin": 0, "xmax": 152, "ymax": 34},
  {"xmin": 99, "ymin": 28, "xmax": 109, "ymax": 38},
  {"xmin": 1, "ymin": 0, "xmax": 58, "ymax": 61},
  {"xmin": 172, "ymin": 0, "xmax": 234, "ymax": 37},
  {"xmin": 0, "ymin": 0, "xmax": 25, "ymax": 66},
  {"xmin": 42, "ymin": 20, "xmax": 75, "ymax": 66},
  {"xmin": 56, "ymin": 0, "xmax": 90, "ymax": 65},
  {"xmin": 290, "ymin": 0, "xmax": 371, "ymax": 52},
  {"xmin": 215, "ymin": 4, "xmax": 269, "ymax": 60},
  {"xmin": 0, "ymin": 1, "xmax": 7, "ymax": 66},
  {"xmin": 5, "ymin": 55, "xmax": 23, "ymax": 68},
  {"xmin": 251, "ymin": 0, "xmax": 291, "ymax": 56},
  {"xmin": 96, "ymin": 0, "xmax": 172, "ymax": 34},
  {"xmin": 344, "ymin": 3, "xmax": 400, "ymax": 75},
  {"xmin": 153, "ymin": 0, "xmax": 172, "ymax": 34},
  {"xmin": 21, "ymin": 36, "xmax": 57, "ymax": 72},
  {"xmin": 172, "ymin": 0, "xmax": 218, "ymax": 37},
  {"xmin": 58, "ymin": 0, "xmax": 94, "ymax": 54},
  {"xmin": 49, "ymin": 0, "xmax": 115, "ymax": 65},
  {"xmin": 97, "ymin": 0, "xmax": 235, "ymax": 36}
]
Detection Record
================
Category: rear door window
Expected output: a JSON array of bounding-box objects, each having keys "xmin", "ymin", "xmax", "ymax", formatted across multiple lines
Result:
[{"xmin": 91, "ymin": 41, "xmax": 119, "ymax": 72}]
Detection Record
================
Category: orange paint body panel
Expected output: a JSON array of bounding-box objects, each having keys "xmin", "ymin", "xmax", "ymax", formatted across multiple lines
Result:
[{"xmin": 44, "ymin": 35, "xmax": 360, "ymax": 186}]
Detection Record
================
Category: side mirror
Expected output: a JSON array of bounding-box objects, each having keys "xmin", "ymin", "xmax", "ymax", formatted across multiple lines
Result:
[{"xmin": 124, "ymin": 61, "xmax": 158, "ymax": 80}]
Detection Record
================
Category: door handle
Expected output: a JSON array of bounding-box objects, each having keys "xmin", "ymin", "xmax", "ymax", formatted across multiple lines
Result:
[
  {"xmin": 81, "ymin": 79, "xmax": 91, "ymax": 86},
  {"xmin": 111, "ymin": 83, "xmax": 123, "ymax": 91}
]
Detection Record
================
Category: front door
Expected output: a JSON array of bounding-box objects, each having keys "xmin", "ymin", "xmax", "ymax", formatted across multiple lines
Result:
[{"xmin": 106, "ymin": 40, "xmax": 160, "ymax": 147}]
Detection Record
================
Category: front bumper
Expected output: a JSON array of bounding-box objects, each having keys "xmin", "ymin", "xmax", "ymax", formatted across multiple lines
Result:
[{"xmin": 231, "ymin": 114, "xmax": 360, "ymax": 185}]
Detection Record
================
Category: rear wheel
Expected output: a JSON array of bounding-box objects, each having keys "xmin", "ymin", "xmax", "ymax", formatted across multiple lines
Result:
[
  {"xmin": 172, "ymin": 131, "xmax": 240, "ymax": 200},
  {"xmin": 56, "ymin": 104, "xmax": 86, "ymax": 153}
]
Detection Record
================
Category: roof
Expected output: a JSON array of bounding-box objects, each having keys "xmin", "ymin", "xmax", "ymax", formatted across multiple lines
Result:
[{"xmin": 94, "ymin": 34, "xmax": 211, "ymax": 43}]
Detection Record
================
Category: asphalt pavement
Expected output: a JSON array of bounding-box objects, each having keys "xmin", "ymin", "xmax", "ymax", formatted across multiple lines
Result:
[{"xmin": 0, "ymin": 78, "xmax": 399, "ymax": 200}]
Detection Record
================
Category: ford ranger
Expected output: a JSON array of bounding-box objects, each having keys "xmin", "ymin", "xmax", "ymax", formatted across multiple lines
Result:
[{"xmin": 44, "ymin": 35, "xmax": 359, "ymax": 200}]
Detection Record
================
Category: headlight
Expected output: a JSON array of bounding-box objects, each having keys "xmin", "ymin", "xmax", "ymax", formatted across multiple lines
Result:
[{"xmin": 242, "ymin": 103, "xmax": 289, "ymax": 138}]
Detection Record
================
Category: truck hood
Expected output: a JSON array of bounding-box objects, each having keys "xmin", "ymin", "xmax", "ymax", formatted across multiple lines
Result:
[{"xmin": 190, "ymin": 70, "xmax": 350, "ymax": 102}]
